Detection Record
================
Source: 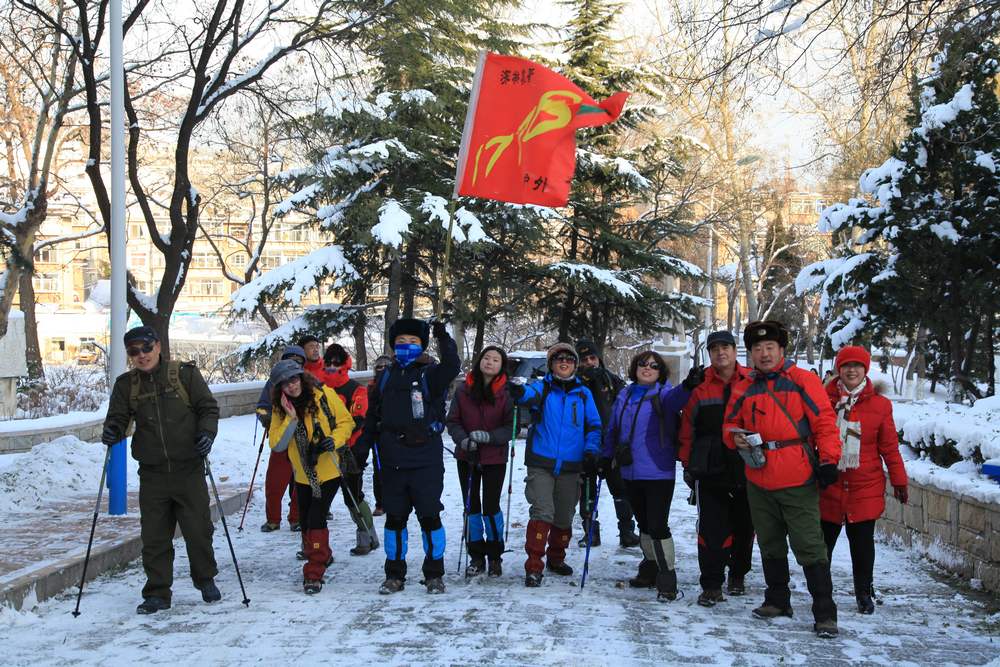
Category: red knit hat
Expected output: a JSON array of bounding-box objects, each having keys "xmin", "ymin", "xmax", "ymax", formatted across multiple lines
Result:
[{"xmin": 835, "ymin": 346, "xmax": 871, "ymax": 372}]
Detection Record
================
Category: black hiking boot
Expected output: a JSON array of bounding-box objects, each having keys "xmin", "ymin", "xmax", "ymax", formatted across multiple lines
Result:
[
  {"xmin": 379, "ymin": 577, "xmax": 405, "ymax": 595},
  {"xmin": 136, "ymin": 597, "xmax": 170, "ymax": 614},
  {"xmin": 546, "ymin": 561, "xmax": 573, "ymax": 576},
  {"xmin": 752, "ymin": 602, "xmax": 794, "ymax": 619},
  {"xmin": 488, "ymin": 560, "xmax": 502, "ymax": 577},
  {"xmin": 578, "ymin": 519, "xmax": 601, "ymax": 547},
  {"xmin": 856, "ymin": 584, "xmax": 875, "ymax": 614},
  {"xmin": 260, "ymin": 522, "xmax": 280, "ymax": 532},
  {"xmin": 303, "ymin": 579, "xmax": 323, "ymax": 595},
  {"xmin": 629, "ymin": 559, "xmax": 657, "ymax": 588},
  {"xmin": 350, "ymin": 528, "xmax": 375, "ymax": 556},
  {"xmin": 614, "ymin": 499, "xmax": 640, "ymax": 548},
  {"xmin": 814, "ymin": 619, "xmax": 839, "ymax": 637},
  {"xmin": 465, "ymin": 559, "xmax": 486, "ymax": 578},
  {"xmin": 655, "ymin": 569, "xmax": 678, "ymax": 602},
  {"xmin": 727, "ymin": 573, "xmax": 746, "ymax": 596},
  {"xmin": 697, "ymin": 589, "xmax": 725, "ymax": 607},
  {"xmin": 424, "ymin": 577, "xmax": 446, "ymax": 594},
  {"xmin": 197, "ymin": 579, "xmax": 221, "ymax": 603},
  {"xmin": 619, "ymin": 529, "xmax": 640, "ymax": 548},
  {"xmin": 525, "ymin": 572, "xmax": 543, "ymax": 587},
  {"xmin": 754, "ymin": 558, "xmax": 792, "ymax": 619}
]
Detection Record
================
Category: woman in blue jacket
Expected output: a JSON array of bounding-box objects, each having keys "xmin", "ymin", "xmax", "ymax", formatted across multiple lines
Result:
[
  {"xmin": 510, "ymin": 342, "xmax": 602, "ymax": 588},
  {"xmin": 603, "ymin": 350, "xmax": 701, "ymax": 601}
]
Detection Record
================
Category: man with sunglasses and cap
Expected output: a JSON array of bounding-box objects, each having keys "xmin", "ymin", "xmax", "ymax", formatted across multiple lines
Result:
[
  {"xmin": 678, "ymin": 330, "xmax": 755, "ymax": 607},
  {"xmin": 574, "ymin": 339, "xmax": 637, "ymax": 548},
  {"xmin": 723, "ymin": 320, "xmax": 841, "ymax": 638},
  {"xmin": 100, "ymin": 325, "xmax": 221, "ymax": 615}
]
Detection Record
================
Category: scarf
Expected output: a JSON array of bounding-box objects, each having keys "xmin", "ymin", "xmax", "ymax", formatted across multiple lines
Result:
[
  {"xmin": 834, "ymin": 380, "xmax": 865, "ymax": 471},
  {"xmin": 394, "ymin": 343, "xmax": 423, "ymax": 367},
  {"xmin": 284, "ymin": 392, "xmax": 322, "ymax": 498}
]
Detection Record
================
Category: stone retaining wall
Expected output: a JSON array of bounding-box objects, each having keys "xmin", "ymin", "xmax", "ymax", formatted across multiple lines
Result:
[{"xmin": 877, "ymin": 478, "xmax": 1000, "ymax": 593}]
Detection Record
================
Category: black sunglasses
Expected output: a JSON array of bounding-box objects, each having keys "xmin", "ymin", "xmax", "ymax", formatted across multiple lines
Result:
[
  {"xmin": 553, "ymin": 354, "xmax": 577, "ymax": 364},
  {"xmin": 637, "ymin": 361, "xmax": 661, "ymax": 370},
  {"xmin": 126, "ymin": 342, "xmax": 155, "ymax": 356}
]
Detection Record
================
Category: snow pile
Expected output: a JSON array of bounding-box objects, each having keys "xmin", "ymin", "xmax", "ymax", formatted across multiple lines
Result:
[{"xmin": 0, "ymin": 436, "xmax": 107, "ymax": 514}]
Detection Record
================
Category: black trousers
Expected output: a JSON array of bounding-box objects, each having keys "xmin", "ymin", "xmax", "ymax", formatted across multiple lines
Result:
[
  {"xmin": 822, "ymin": 519, "xmax": 876, "ymax": 593},
  {"xmin": 296, "ymin": 479, "xmax": 341, "ymax": 531},
  {"xmin": 696, "ymin": 482, "xmax": 755, "ymax": 590},
  {"xmin": 624, "ymin": 478, "xmax": 675, "ymax": 539},
  {"xmin": 580, "ymin": 463, "xmax": 627, "ymax": 516},
  {"xmin": 456, "ymin": 460, "xmax": 506, "ymax": 515}
]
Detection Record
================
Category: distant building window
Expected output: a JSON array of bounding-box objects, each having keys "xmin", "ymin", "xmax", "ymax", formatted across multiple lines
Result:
[
  {"xmin": 36, "ymin": 247, "xmax": 55, "ymax": 263},
  {"xmin": 34, "ymin": 273, "xmax": 60, "ymax": 292},
  {"xmin": 229, "ymin": 253, "xmax": 248, "ymax": 269},
  {"xmin": 192, "ymin": 279, "xmax": 223, "ymax": 296},
  {"xmin": 191, "ymin": 251, "xmax": 216, "ymax": 268},
  {"xmin": 367, "ymin": 282, "xmax": 389, "ymax": 299},
  {"xmin": 131, "ymin": 252, "xmax": 147, "ymax": 268}
]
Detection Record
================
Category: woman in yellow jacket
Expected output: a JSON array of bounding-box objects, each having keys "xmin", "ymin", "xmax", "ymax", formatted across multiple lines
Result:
[{"xmin": 268, "ymin": 359, "xmax": 354, "ymax": 594}]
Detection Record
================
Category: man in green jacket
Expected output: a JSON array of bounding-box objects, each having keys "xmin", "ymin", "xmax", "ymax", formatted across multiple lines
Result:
[{"xmin": 101, "ymin": 325, "xmax": 221, "ymax": 614}]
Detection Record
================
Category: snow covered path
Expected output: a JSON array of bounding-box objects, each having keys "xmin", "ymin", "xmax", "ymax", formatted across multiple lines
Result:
[{"xmin": 1, "ymin": 420, "xmax": 997, "ymax": 665}]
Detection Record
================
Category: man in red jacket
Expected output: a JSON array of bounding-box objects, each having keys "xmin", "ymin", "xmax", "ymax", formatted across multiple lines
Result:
[
  {"xmin": 678, "ymin": 330, "xmax": 755, "ymax": 607},
  {"xmin": 724, "ymin": 321, "xmax": 842, "ymax": 638}
]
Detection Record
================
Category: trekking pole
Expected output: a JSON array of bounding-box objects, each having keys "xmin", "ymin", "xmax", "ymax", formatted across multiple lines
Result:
[
  {"xmin": 504, "ymin": 408, "xmax": 518, "ymax": 545},
  {"xmin": 580, "ymin": 477, "xmax": 603, "ymax": 590},
  {"xmin": 205, "ymin": 458, "xmax": 250, "ymax": 607},
  {"xmin": 72, "ymin": 446, "xmax": 112, "ymax": 617},
  {"xmin": 457, "ymin": 455, "xmax": 474, "ymax": 575},
  {"xmin": 238, "ymin": 426, "xmax": 266, "ymax": 531}
]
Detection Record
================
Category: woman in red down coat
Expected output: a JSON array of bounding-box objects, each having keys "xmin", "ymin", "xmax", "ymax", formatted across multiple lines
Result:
[
  {"xmin": 446, "ymin": 346, "xmax": 514, "ymax": 578},
  {"xmin": 820, "ymin": 346, "xmax": 908, "ymax": 615}
]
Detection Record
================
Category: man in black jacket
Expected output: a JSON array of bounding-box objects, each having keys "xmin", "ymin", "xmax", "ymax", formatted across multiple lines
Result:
[
  {"xmin": 358, "ymin": 318, "xmax": 460, "ymax": 594},
  {"xmin": 575, "ymin": 339, "xmax": 639, "ymax": 548}
]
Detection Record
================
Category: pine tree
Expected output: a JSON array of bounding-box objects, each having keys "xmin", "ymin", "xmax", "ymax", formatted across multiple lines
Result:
[{"xmin": 798, "ymin": 15, "xmax": 1000, "ymax": 401}]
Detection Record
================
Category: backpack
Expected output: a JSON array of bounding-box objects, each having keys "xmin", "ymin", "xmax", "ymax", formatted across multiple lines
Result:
[{"xmin": 126, "ymin": 360, "xmax": 192, "ymax": 432}]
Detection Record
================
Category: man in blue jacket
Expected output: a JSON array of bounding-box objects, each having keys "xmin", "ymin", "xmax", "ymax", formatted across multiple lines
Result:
[
  {"xmin": 509, "ymin": 342, "xmax": 602, "ymax": 588},
  {"xmin": 358, "ymin": 318, "xmax": 460, "ymax": 595}
]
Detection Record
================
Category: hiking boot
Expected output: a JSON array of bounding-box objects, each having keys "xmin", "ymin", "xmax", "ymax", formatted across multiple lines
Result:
[
  {"xmin": 727, "ymin": 573, "xmax": 746, "ymax": 596},
  {"xmin": 578, "ymin": 519, "xmax": 601, "ymax": 547},
  {"xmin": 425, "ymin": 577, "xmax": 446, "ymax": 594},
  {"xmin": 546, "ymin": 561, "xmax": 573, "ymax": 576},
  {"xmin": 136, "ymin": 597, "xmax": 170, "ymax": 614},
  {"xmin": 373, "ymin": 505, "xmax": 385, "ymax": 517},
  {"xmin": 525, "ymin": 572, "xmax": 543, "ymax": 587},
  {"xmin": 465, "ymin": 559, "xmax": 486, "ymax": 578},
  {"xmin": 350, "ymin": 528, "xmax": 375, "ymax": 556},
  {"xmin": 296, "ymin": 550, "xmax": 307, "ymax": 561},
  {"xmin": 260, "ymin": 522, "xmax": 280, "ymax": 533},
  {"xmin": 629, "ymin": 559, "xmax": 657, "ymax": 588},
  {"xmin": 303, "ymin": 579, "xmax": 323, "ymax": 595},
  {"xmin": 752, "ymin": 602, "xmax": 794, "ymax": 619},
  {"xmin": 488, "ymin": 560, "xmax": 502, "ymax": 577},
  {"xmin": 289, "ymin": 522, "xmax": 302, "ymax": 532},
  {"xmin": 655, "ymin": 569, "xmax": 678, "ymax": 602},
  {"xmin": 619, "ymin": 529, "xmax": 640, "ymax": 548},
  {"xmin": 814, "ymin": 618, "xmax": 839, "ymax": 638},
  {"xmin": 198, "ymin": 579, "xmax": 221, "ymax": 603},
  {"xmin": 856, "ymin": 585, "xmax": 875, "ymax": 614},
  {"xmin": 379, "ymin": 577, "xmax": 405, "ymax": 595},
  {"xmin": 697, "ymin": 589, "xmax": 725, "ymax": 607}
]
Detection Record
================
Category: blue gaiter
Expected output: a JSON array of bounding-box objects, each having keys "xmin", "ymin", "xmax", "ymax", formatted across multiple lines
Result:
[{"xmin": 394, "ymin": 343, "xmax": 423, "ymax": 367}]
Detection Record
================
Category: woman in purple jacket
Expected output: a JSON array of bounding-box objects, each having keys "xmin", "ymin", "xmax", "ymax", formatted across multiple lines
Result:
[
  {"xmin": 603, "ymin": 350, "xmax": 701, "ymax": 601},
  {"xmin": 446, "ymin": 346, "xmax": 515, "ymax": 577}
]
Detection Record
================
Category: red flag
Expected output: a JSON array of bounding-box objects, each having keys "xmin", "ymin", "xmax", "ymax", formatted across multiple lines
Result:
[{"xmin": 454, "ymin": 52, "xmax": 629, "ymax": 207}]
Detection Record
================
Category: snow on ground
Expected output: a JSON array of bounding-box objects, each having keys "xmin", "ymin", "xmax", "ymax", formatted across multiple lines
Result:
[{"xmin": 1, "ymin": 418, "xmax": 998, "ymax": 665}]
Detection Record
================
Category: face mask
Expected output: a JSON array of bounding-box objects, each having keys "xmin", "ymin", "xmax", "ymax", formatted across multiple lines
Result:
[{"xmin": 394, "ymin": 343, "xmax": 423, "ymax": 367}]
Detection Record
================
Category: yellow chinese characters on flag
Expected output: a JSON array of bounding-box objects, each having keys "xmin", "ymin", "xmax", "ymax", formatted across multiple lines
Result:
[{"xmin": 454, "ymin": 52, "xmax": 629, "ymax": 207}]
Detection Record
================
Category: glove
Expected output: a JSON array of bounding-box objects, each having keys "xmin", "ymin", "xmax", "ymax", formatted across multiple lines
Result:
[
  {"xmin": 257, "ymin": 413, "xmax": 271, "ymax": 430},
  {"xmin": 101, "ymin": 423, "xmax": 121, "ymax": 447},
  {"xmin": 317, "ymin": 436, "xmax": 336, "ymax": 453},
  {"xmin": 816, "ymin": 463, "xmax": 839, "ymax": 489},
  {"xmin": 195, "ymin": 431, "xmax": 214, "ymax": 457},
  {"xmin": 460, "ymin": 437, "xmax": 478, "ymax": 452},
  {"xmin": 683, "ymin": 469, "xmax": 695, "ymax": 490},
  {"xmin": 469, "ymin": 430, "xmax": 492, "ymax": 444},
  {"xmin": 338, "ymin": 447, "xmax": 361, "ymax": 475},
  {"xmin": 681, "ymin": 365, "xmax": 705, "ymax": 391},
  {"xmin": 431, "ymin": 320, "xmax": 448, "ymax": 339},
  {"xmin": 507, "ymin": 382, "xmax": 526, "ymax": 401},
  {"xmin": 598, "ymin": 457, "xmax": 613, "ymax": 479},
  {"xmin": 893, "ymin": 484, "xmax": 908, "ymax": 504},
  {"xmin": 583, "ymin": 451, "xmax": 599, "ymax": 476}
]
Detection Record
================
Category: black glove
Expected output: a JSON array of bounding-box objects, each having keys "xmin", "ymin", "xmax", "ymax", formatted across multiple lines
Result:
[
  {"xmin": 195, "ymin": 431, "xmax": 214, "ymax": 457},
  {"xmin": 817, "ymin": 463, "xmax": 839, "ymax": 489},
  {"xmin": 257, "ymin": 413, "xmax": 271, "ymax": 430},
  {"xmin": 598, "ymin": 457, "xmax": 613, "ymax": 478},
  {"xmin": 583, "ymin": 452, "xmax": 599, "ymax": 476},
  {"xmin": 101, "ymin": 422, "xmax": 121, "ymax": 447},
  {"xmin": 338, "ymin": 447, "xmax": 361, "ymax": 474},
  {"xmin": 431, "ymin": 320, "xmax": 448, "ymax": 339},
  {"xmin": 681, "ymin": 365, "xmax": 705, "ymax": 391},
  {"xmin": 507, "ymin": 382, "xmax": 526, "ymax": 401},
  {"xmin": 683, "ymin": 469, "xmax": 694, "ymax": 490},
  {"xmin": 318, "ymin": 436, "xmax": 336, "ymax": 453}
]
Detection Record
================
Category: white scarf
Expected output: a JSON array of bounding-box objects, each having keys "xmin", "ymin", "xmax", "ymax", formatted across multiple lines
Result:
[{"xmin": 835, "ymin": 380, "xmax": 865, "ymax": 471}]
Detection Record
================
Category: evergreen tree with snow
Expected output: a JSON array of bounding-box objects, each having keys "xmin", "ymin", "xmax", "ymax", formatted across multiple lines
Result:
[{"xmin": 797, "ymin": 15, "xmax": 1000, "ymax": 401}]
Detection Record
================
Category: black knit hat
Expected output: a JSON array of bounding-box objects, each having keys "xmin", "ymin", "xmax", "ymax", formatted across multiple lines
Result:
[
  {"xmin": 743, "ymin": 321, "xmax": 789, "ymax": 349},
  {"xmin": 388, "ymin": 318, "xmax": 430, "ymax": 349},
  {"xmin": 575, "ymin": 339, "xmax": 600, "ymax": 360}
]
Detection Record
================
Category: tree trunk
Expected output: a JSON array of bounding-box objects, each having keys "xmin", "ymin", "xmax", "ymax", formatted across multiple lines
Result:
[
  {"xmin": 987, "ymin": 310, "xmax": 996, "ymax": 398},
  {"xmin": 472, "ymin": 279, "xmax": 489, "ymax": 358},
  {"xmin": 384, "ymin": 250, "xmax": 402, "ymax": 354},
  {"xmin": 453, "ymin": 319, "xmax": 466, "ymax": 366},
  {"xmin": 352, "ymin": 311, "xmax": 368, "ymax": 371},
  {"xmin": 18, "ymin": 270, "xmax": 43, "ymax": 379},
  {"xmin": 401, "ymin": 247, "xmax": 417, "ymax": 318},
  {"xmin": 738, "ymin": 219, "xmax": 758, "ymax": 321},
  {"xmin": 948, "ymin": 319, "xmax": 966, "ymax": 402},
  {"xmin": 805, "ymin": 302, "xmax": 816, "ymax": 365}
]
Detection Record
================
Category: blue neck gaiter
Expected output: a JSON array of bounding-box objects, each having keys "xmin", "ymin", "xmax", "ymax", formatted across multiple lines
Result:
[{"xmin": 394, "ymin": 343, "xmax": 423, "ymax": 367}]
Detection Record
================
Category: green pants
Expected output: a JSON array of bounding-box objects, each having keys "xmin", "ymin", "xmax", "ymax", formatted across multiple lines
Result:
[
  {"xmin": 138, "ymin": 460, "xmax": 218, "ymax": 601},
  {"xmin": 746, "ymin": 481, "xmax": 828, "ymax": 567}
]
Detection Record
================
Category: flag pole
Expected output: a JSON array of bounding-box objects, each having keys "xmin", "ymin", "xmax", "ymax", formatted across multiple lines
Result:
[{"xmin": 440, "ymin": 51, "xmax": 488, "ymax": 317}]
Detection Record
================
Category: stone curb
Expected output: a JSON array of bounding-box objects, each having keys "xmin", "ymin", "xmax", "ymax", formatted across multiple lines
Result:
[{"xmin": 1, "ymin": 490, "xmax": 247, "ymax": 612}]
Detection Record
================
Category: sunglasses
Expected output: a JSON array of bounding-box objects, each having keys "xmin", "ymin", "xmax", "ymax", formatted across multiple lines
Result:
[
  {"xmin": 552, "ymin": 354, "xmax": 577, "ymax": 364},
  {"xmin": 637, "ymin": 361, "xmax": 661, "ymax": 370},
  {"xmin": 126, "ymin": 342, "xmax": 155, "ymax": 356}
]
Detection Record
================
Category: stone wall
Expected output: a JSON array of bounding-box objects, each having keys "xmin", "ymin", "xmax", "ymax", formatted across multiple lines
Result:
[{"xmin": 877, "ymin": 478, "xmax": 1000, "ymax": 593}]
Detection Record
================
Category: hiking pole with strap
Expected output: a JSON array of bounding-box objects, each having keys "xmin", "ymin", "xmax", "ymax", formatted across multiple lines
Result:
[
  {"xmin": 457, "ymin": 453, "xmax": 475, "ymax": 575},
  {"xmin": 205, "ymin": 458, "xmax": 250, "ymax": 607},
  {"xmin": 580, "ymin": 477, "xmax": 603, "ymax": 590},
  {"xmin": 238, "ymin": 426, "xmax": 265, "ymax": 532},
  {"xmin": 330, "ymin": 449, "xmax": 379, "ymax": 549},
  {"xmin": 503, "ymin": 408, "xmax": 517, "ymax": 545},
  {"xmin": 72, "ymin": 446, "xmax": 112, "ymax": 617}
]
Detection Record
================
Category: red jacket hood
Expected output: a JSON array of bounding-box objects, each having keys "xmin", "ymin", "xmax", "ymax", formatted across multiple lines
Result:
[
  {"xmin": 464, "ymin": 371, "xmax": 508, "ymax": 394},
  {"xmin": 325, "ymin": 355, "xmax": 353, "ymax": 389}
]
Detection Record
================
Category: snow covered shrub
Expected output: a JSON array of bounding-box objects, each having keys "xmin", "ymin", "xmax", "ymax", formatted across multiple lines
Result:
[{"xmin": 15, "ymin": 366, "xmax": 108, "ymax": 419}]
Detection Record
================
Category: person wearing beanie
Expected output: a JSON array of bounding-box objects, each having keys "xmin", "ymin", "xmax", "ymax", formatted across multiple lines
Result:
[
  {"xmin": 508, "ymin": 341, "xmax": 602, "ymax": 588},
  {"xmin": 723, "ymin": 320, "xmax": 842, "ymax": 638},
  {"xmin": 574, "ymin": 339, "xmax": 637, "ymax": 549},
  {"xmin": 820, "ymin": 346, "xmax": 908, "ymax": 615},
  {"xmin": 321, "ymin": 344, "xmax": 378, "ymax": 556},
  {"xmin": 256, "ymin": 345, "xmax": 308, "ymax": 532},
  {"xmin": 100, "ymin": 325, "xmax": 221, "ymax": 614},
  {"xmin": 357, "ymin": 317, "xmax": 460, "ymax": 594}
]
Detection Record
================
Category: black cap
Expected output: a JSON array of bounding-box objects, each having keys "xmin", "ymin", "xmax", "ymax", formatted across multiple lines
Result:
[
  {"xmin": 123, "ymin": 325, "xmax": 159, "ymax": 346},
  {"xmin": 575, "ymin": 339, "xmax": 599, "ymax": 359},
  {"xmin": 388, "ymin": 318, "xmax": 430, "ymax": 349},
  {"xmin": 296, "ymin": 334, "xmax": 320, "ymax": 347},
  {"xmin": 743, "ymin": 320, "xmax": 789, "ymax": 349},
  {"xmin": 706, "ymin": 330, "xmax": 737, "ymax": 350}
]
